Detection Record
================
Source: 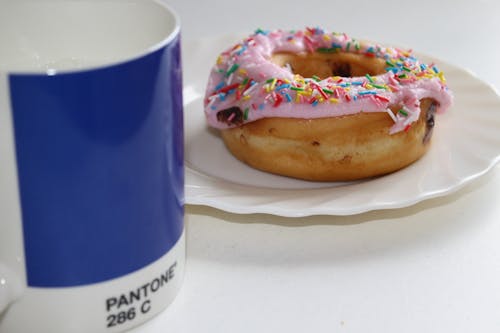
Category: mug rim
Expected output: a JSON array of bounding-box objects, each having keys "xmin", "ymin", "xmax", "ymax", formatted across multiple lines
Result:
[
  {"xmin": 2, "ymin": 0, "xmax": 181, "ymax": 75},
  {"xmin": 134, "ymin": 0, "xmax": 181, "ymax": 68}
]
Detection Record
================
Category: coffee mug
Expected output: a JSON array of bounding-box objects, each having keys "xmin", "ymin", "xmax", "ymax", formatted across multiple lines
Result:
[{"xmin": 0, "ymin": 1, "xmax": 184, "ymax": 332}]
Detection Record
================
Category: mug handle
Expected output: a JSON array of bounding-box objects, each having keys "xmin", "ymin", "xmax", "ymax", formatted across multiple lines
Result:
[{"xmin": 0, "ymin": 264, "xmax": 24, "ymax": 314}]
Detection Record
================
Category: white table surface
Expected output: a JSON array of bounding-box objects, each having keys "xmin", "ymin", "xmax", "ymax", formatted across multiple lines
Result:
[{"xmin": 133, "ymin": 0, "xmax": 500, "ymax": 332}]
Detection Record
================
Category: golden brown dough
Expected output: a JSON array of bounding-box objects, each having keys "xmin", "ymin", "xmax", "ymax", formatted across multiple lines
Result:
[{"xmin": 220, "ymin": 98, "xmax": 437, "ymax": 181}]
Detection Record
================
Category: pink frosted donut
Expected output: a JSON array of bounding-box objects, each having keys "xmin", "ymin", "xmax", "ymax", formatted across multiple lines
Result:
[{"xmin": 203, "ymin": 28, "xmax": 453, "ymax": 181}]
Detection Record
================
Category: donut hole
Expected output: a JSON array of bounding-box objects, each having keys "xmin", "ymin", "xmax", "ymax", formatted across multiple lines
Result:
[
  {"xmin": 422, "ymin": 98, "xmax": 439, "ymax": 144},
  {"xmin": 272, "ymin": 52, "xmax": 387, "ymax": 79},
  {"xmin": 216, "ymin": 106, "xmax": 244, "ymax": 126}
]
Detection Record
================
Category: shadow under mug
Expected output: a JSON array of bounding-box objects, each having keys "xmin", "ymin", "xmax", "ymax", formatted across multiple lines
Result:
[{"xmin": 0, "ymin": 1, "xmax": 184, "ymax": 332}]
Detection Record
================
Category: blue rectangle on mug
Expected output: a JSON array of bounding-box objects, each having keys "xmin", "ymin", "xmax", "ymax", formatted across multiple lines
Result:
[{"xmin": 10, "ymin": 38, "xmax": 184, "ymax": 287}]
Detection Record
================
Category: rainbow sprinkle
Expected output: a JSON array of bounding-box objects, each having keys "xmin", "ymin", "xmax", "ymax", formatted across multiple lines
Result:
[{"xmin": 204, "ymin": 28, "xmax": 452, "ymax": 133}]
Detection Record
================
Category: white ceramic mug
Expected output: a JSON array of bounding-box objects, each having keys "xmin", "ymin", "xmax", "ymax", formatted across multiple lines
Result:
[{"xmin": 0, "ymin": 1, "xmax": 185, "ymax": 332}]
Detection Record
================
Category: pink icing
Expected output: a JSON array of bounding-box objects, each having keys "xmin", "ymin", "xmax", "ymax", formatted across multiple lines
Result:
[{"xmin": 204, "ymin": 28, "xmax": 453, "ymax": 134}]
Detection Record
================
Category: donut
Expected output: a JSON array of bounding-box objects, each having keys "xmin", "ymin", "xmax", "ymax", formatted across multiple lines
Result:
[{"xmin": 204, "ymin": 28, "xmax": 453, "ymax": 181}]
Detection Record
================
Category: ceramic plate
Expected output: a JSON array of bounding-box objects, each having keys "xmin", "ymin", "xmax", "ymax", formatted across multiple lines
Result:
[{"xmin": 183, "ymin": 35, "xmax": 500, "ymax": 217}]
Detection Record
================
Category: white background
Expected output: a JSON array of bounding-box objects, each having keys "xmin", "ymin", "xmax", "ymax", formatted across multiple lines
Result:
[{"xmin": 133, "ymin": 1, "xmax": 500, "ymax": 332}]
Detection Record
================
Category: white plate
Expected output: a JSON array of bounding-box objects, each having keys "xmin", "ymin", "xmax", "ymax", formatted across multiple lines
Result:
[{"xmin": 183, "ymin": 35, "xmax": 500, "ymax": 217}]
